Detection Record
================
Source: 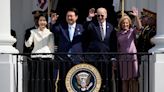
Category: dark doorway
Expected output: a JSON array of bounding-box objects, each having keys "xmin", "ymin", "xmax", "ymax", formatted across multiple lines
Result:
[{"xmin": 55, "ymin": 0, "xmax": 117, "ymax": 26}]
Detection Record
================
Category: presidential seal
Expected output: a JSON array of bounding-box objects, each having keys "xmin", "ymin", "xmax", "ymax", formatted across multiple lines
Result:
[{"xmin": 65, "ymin": 63, "xmax": 102, "ymax": 92}]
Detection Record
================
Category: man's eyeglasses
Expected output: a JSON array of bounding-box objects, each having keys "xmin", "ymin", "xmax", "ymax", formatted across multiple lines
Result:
[{"xmin": 97, "ymin": 15, "xmax": 104, "ymax": 17}]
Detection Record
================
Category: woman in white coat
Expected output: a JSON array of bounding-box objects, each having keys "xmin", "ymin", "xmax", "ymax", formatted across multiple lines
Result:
[
  {"xmin": 25, "ymin": 14, "xmax": 55, "ymax": 92},
  {"xmin": 25, "ymin": 14, "xmax": 54, "ymax": 57}
]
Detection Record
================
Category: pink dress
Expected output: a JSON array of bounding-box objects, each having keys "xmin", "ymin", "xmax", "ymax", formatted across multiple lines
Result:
[{"xmin": 117, "ymin": 28, "xmax": 138, "ymax": 80}]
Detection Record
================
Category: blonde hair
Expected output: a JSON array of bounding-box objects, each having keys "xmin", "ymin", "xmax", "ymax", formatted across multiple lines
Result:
[{"xmin": 118, "ymin": 15, "xmax": 132, "ymax": 31}]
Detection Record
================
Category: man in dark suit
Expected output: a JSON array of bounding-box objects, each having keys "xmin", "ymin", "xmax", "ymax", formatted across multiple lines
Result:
[
  {"xmin": 82, "ymin": 7, "xmax": 117, "ymax": 92},
  {"xmin": 52, "ymin": 8, "xmax": 84, "ymax": 61},
  {"xmin": 52, "ymin": 8, "xmax": 84, "ymax": 92},
  {"xmin": 83, "ymin": 7, "xmax": 117, "ymax": 53}
]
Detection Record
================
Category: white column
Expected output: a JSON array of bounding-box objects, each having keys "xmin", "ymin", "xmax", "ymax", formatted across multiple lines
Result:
[
  {"xmin": 0, "ymin": 0, "xmax": 19, "ymax": 92},
  {"xmin": 149, "ymin": 0, "xmax": 164, "ymax": 52},
  {"xmin": 149, "ymin": 0, "xmax": 164, "ymax": 92},
  {"xmin": 0, "ymin": 0, "xmax": 18, "ymax": 53}
]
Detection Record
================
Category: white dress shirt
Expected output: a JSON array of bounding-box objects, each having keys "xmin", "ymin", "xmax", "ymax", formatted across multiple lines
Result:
[
  {"xmin": 68, "ymin": 23, "xmax": 76, "ymax": 41},
  {"xmin": 99, "ymin": 21, "xmax": 106, "ymax": 40},
  {"xmin": 25, "ymin": 28, "xmax": 54, "ymax": 58}
]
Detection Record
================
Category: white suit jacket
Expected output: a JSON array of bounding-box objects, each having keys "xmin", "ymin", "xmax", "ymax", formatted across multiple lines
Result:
[{"xmin": 25, "ymin": 28, "xmax": 54, "ymax": 58}]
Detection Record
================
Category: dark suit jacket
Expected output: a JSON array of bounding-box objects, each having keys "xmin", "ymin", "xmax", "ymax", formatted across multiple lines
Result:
[
  {"xmin": 83, "ymin": 20, "xmax": 117, "ymax": 53},
  {"xmin": 52, "ymin": 23, "xmax": 84, "ymax": 57},
  {"xmin": 82, "ymin": 21, "xmax": 118, "ymax": 82}
]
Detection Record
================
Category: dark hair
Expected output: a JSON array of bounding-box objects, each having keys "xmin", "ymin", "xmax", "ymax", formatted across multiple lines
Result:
[
  {"xmin": 67, "ymin": 8, "xmax": 79, "ymax": 16},
  {"xmin": 32, "ymin": 10, "xmax": 43, "ymax": 15},
  {"xmin": 38, "ymin": 14, "xmax": 48, "ymax": 21},
  {"xmin": 35, "ymin": 14, "xmax": 48, "ymax": 26}
]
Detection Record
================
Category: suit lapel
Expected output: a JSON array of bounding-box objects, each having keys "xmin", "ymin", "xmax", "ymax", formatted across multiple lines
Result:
[
  {"xmin": 60, "ymin": 24, "xmax": 70, "ymax": 41},
  {"xmin": 73, "ymin": 24, "xmax": 82, "ymax": 38},
  {"xmin": 104, "ymin": 22, "xmax": 111, "ymax": 40},
  {"xmin": 94, "ymin": 22, "xmax": 102, "ymax": 40}
]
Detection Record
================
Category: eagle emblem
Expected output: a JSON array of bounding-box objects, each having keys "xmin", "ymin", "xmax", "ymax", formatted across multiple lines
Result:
[
  {"xmin": 76, "ymin": 72, "xmax": 93, "ymax": 91},
  {"xmin": 65, "ymin": 63, "xmax": 102, "ymax": 92}
]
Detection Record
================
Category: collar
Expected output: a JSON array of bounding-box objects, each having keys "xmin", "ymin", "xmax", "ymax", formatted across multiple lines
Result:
[
  {"xmin": 99, "ymin": 21, "xmax": 106, "ymax": 26},
  {"xmin": 68, "ymin": 23, "xmax": 76, "ymax": 28},
  {"xmin": 38, "ymin": 27, "xmax": 48, "ymax": 32}
]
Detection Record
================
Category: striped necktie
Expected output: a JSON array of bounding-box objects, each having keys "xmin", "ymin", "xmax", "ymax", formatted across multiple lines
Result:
[{"xmin": 100, "ymin": 23, "xmax": 105, "ymax": 40}]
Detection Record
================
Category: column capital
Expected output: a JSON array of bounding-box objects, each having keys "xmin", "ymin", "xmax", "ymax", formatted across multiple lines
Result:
[
  {"xmin": 0, "ymin": 35, "xmax": 19, "ymax": 53},
  {"xmin": 149, "ymin": 35, "xmax": 164, "ymax": 52}
]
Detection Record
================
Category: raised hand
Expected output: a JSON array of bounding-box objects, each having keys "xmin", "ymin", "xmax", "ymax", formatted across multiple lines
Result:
[
  {"xmin": 130, "ymin": 7, "xmax": 142, "ymax": 29},
  {"xmin": 130, "ymin": 7, "xmax": 139, "ymax": 17},
  {"xmin": 88, "ymin": 8, "xmax": 96, "ymax": 18},
  {"xmin": 51, "ymin": 13, "xmax": 59, "ymax": 24}
]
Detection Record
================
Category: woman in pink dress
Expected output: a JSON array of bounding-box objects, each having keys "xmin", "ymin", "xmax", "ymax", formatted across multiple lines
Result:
[{"xmin": 117, "ymin": 7, "xmax": 142, "ymax": 92}]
